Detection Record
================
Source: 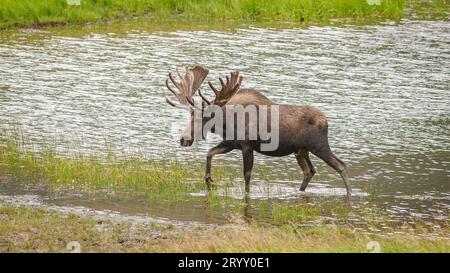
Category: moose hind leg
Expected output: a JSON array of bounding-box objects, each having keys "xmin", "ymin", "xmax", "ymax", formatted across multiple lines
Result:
[
  {"xmin": 242, "ymin": 146, "xmax": 254, "ymax": 193},
  {"xmin": 205, "ymin": 142, "xmax": 233, "ymax": 186},
  {"xmin": 295, "ymin": 150, "xmax": 315, "ymax": 191},
  {"xmin": 311, "ymin": 147, "xmax": 351, "ymax": 196}
]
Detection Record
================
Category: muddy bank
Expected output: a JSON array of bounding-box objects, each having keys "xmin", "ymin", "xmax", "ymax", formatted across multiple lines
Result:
[{"xmin": 0, "ymin": 194, "xmax": 221, "ymax": 229}]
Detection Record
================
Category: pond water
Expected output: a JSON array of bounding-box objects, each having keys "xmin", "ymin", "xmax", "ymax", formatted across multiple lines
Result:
[{"xmin": 0, "ymin": 19, "xmax": 449, "ymax": 226}]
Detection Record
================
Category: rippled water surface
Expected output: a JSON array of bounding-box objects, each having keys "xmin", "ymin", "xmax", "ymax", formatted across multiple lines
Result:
[{"xmin": 0, "ymin": 20, "xmax": 449, "ymax": 225}]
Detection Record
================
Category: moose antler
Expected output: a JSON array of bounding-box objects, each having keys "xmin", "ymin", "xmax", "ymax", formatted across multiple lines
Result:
[
  {"xmin": 165, "ymin": 65, "xmax": 209, "ymax": 109},
  {"xmin": 203, "ymin": 71, "xmax": 243, "ymax": 107}
]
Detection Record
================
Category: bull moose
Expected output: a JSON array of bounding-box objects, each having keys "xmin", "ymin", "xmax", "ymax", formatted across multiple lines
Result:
[{"xmin": 164, "ymin": 65, "xmax": 351, "ymax": 196}]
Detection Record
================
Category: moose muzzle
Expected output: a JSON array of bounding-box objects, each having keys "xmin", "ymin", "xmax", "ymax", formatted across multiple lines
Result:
[{"xmin": 180, "ymin": 137, "xmax": 194, "ymax": 147}]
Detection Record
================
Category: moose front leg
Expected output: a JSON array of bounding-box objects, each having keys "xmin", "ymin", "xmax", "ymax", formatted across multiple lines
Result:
[
  {"xmin": 205, "ymin": 142, "xmax": 233, "ymax": 186},
  {"xmin": 242, "ymin": 146, "xmax": 254, "ymax": 193},
  {"xmin": 295, "ymin": 150, "xmax": 316, "ymax": 191}
]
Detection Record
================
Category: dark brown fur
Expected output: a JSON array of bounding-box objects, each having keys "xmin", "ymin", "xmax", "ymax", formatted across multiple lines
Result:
[
  {"xmin": 204, "ymin": 88, "xmax": 351, "ymax": 196},
  {"xmin": 164, "ymin": 68, "xmax": 351, "ymax": 196}
]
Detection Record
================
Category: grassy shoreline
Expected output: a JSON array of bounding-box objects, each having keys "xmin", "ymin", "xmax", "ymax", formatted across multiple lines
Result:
[
  {"xmin": 0, "ymin": 0, "xmax": 447, "ymax": 30},
  {"xmin": 1, "ymin": 132, "xmax": 449, "ymax": 253},
  {"xmin": 0, "ymin": 134, "xmax": 236, "ymax": 199},
  {"xmin": 1, "ymin": 131, "xmax": 449, "ymax": 252},
  {"xmin": 0, "ymin": 204, "xmax": 448, "ymax": 252}
]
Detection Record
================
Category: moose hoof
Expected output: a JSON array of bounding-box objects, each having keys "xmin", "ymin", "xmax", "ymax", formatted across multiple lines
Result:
[{"xmin": 205, "ymin": 177, "xmax": 214, "ymax": 185}]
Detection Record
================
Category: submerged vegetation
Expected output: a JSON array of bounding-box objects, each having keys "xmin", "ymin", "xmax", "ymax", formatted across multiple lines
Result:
[{"xmin": 0, "ymin": 0, "xmax": 447, "ymax": 29}]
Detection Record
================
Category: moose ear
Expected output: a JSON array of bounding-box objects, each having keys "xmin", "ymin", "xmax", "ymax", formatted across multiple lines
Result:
[{"xmin": 188, "ymin": 65, "xmax": 209, "ymax": 94}]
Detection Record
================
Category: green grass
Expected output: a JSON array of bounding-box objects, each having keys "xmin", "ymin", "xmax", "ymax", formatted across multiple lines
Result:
[
  {"xmin": 407, "ymin": 0, "xmax": 449, "ymax": 19},
  {"xmin": 0, "ymin": 137, "xmax": 198, "ymax": 198},
  {"xmin": 0, "ymin": 131, "xmax": 241, "ymax": 201},
  {"xmin": 0, "ymin": 205, "xmax": 167, "ymax": 252},
  {"xmin": 0, "ymin": 0, "xmax": 412, "ymax": 29},
  {"xmin": 0, "ymin": 204, "xmax": 448, "ymax": 252},
  {"xmin": 272, "ymin": 202, "xmax": 320, "ymax": 224},
  {"xmin": 271, "ymin": 201, "xmax": 354, "ymax": 225}
]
